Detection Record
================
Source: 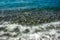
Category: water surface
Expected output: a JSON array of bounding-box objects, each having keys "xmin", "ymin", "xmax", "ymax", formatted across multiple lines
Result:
[{"xmin": 0, "ymin": 0, "xmax": 60, "ymax": 9}]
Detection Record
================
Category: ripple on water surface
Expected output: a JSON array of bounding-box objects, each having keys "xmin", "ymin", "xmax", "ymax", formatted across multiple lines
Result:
[{"xmin": 0, "ymin": 0, "xmax": 60, "ymax": 9}]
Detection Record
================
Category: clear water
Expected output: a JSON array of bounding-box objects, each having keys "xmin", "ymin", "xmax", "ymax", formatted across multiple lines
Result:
[{"xmin": 0, "ymin": 0, "xmax": 60, "ymax": 9}]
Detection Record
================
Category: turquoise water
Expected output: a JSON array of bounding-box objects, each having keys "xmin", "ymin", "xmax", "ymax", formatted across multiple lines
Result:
[{"xmin": 0, "ymin": 0, "xmax": 60, "ymax": 9}]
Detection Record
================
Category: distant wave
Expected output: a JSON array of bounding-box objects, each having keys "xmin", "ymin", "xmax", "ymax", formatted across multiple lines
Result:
[{"xmin": 0, "ymin": 0, "xmax": 60, "ymax": 9}]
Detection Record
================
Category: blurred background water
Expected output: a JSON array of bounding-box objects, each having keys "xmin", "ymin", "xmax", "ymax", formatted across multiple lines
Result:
[{"xmin": 0, "ymin": 0, "xmax": 60, "ymax": 9}]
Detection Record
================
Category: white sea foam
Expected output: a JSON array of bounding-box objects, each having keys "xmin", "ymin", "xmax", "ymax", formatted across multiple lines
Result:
[{"xmin": 0, "ymin": 21, "xmax": 60, "ymax": 40}]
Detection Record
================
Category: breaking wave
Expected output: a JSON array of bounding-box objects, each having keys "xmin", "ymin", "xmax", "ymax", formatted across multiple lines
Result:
[{"xmin": 0, "ymin": 21, "xmax": 60, "ymax": 40}]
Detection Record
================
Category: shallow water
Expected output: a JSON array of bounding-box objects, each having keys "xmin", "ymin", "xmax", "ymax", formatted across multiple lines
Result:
[{"xmin": 0, "ymin": 0, "xmax": 60, "ymax": 9}]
